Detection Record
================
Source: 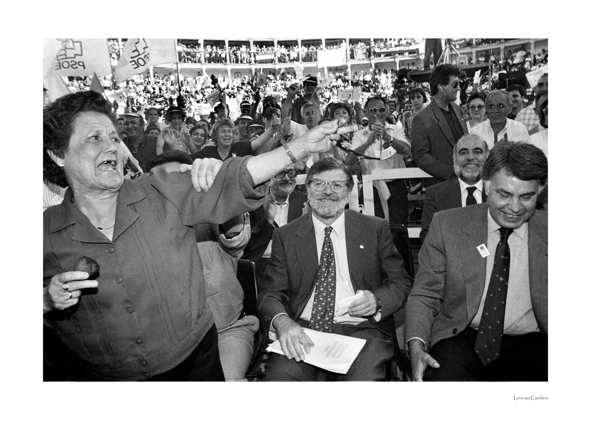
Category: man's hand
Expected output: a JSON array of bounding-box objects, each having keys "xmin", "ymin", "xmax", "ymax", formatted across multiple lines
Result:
[
  {"xmin": 263, "ymin": 192, "xmax": 278, "ymax": 224},
  {"xmin": 274, "ymin": 315, "xmax": 314, "ymax": 362},
  {"xmin": 348, "ymin": 290, "xmax": 379, "ymax": 317},
  {"xmin": 286, "ymin": 83, "xmax": 299, "ymax": 99},
  {"xmin": 408, "ymin": 339, "xmax": 440, "ymax": 381},
  {"xmin": 43, "ymin": 271, "xmax": 99, "ymax": 313},
  {"xmin": 179, "ymin": 158, "xmax": 223, "ymax": 192},
  {"xmin": 369, "ymin": 120, "xmax": 385, "ymax": 139},
  {"xmin": 303, "ymin": 118, "xmax": 353, "ymax": 154}
]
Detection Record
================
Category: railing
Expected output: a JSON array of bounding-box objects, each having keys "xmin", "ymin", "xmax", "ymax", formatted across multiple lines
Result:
[{"xmin": 361, "ymin": 168, "xmax": 433, "ymax": 238}]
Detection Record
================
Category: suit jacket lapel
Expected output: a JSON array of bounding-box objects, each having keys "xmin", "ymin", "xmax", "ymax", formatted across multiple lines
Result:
[
  {"xmin": 344, "ymin": 212, "xmax": 365, "ymax": 290},
  {"xmin": 461, "ymin": 205, "xmax": 489, "ymax": 318},
  {"xmin": 444, "ymin": 178, "xmax": 463, "ymax": 209},
  {"xmin": 527, "ymin": 214, "xmax": 548, "ymax": 335},
  {"xmin": 295, "ymin": 214, "xmax": 319, "ymax": 293},
  {"xmin": 432, "ymin": 102, "xmax": 456, "ymax": 147}
]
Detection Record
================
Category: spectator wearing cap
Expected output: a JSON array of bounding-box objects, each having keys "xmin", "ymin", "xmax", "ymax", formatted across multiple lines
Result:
[
  {"xmin": 507, "ymin": 84, "xmax": 526, "ymax": 120},
  {"xmin": 235, "ymin": 114, "xmax": 254, "ymax": 142},
  {"xmin": 289, "ymin": 75, "xmax": 321, "ymax": 125},
  {"xmin": 239, "ymin": 100, "xmax": 251, "ymax": 117},
  {"xmin": 470, "ymin": 90, "xmax": 530, "ymax": 149},
  {"xmin": 122, "ymin": 113, "xmax": 158, "ymax": 173},
  {"xmin": 157, "ymin": 106, "xmax": 196, "ymax": 155}
]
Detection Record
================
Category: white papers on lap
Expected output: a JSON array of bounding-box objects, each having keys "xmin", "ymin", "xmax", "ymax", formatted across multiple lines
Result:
[
  {"xmin": 336, "ymin": 291, "xmax": 364, "ymax": 316},
  {"xmin": 266, "ymin": 328, "xmax": 367, "ymax": 374}
]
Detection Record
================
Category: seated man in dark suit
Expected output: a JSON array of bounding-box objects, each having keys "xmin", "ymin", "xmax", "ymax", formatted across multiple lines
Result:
[
  {"xmin": 420, "ymin": 134, "xmax": 489, "ymax": 242},
  {"xmin": 258, "ymin": 158, "xmax": 412, "ymax": 381},
  {"xmin": 406, "ymin": 142, "xmax": 548, "ymax": 381},
  {"xmin": 242, "ymin": 165, "xmax": 307, "ymax": 289}
]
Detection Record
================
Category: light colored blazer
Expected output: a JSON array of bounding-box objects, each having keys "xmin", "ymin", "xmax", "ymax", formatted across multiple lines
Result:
[{"xmin": 406, "ymin": 203, "xmax": 548, "ymax": 348}]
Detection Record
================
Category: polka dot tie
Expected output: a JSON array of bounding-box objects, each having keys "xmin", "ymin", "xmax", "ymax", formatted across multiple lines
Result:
[
  {"xmin": 309, "ymin": 226, "xmax": 336, "ymax": 333},
  {"xmin": 474, "ymin": 227, "xmax": 513, "ymax": 365}
]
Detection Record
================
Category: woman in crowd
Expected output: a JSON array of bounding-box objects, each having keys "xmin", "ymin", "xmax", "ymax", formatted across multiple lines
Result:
[
  {"xmin": 401, "ymin": 87, "xmax": 427, "ymax": 139},
  {"xmin": 157, "ymin": 106, "xmax": 196, "ymax": 155},
  {"xmin": 193, "ymin": 118, "xmax": 277, "ymax": 161},
  {"xmin": 43, "ymin": 90, "xmax": 342, "ymax": 381},
  {"xmin": 189, "ymin": 125, "xmax": 208, "ymax": 153},
  {"xmin": 465, "ymin": 91, "xmax": 487, "ymax": 132}
]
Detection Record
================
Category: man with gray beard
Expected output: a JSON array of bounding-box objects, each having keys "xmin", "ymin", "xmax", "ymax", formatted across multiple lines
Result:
[
  {"xmin": 420, "ymin": 134, "xmax": 489, "ymax": 243},
  {"xmin": 257, "ymin": 158, "xmax": 411, "ymax": 381}
]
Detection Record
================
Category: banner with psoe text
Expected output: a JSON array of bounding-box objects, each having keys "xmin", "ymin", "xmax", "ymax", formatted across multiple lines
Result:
[
  {"xmin": 114, "ymin": 39, "xmax": 177, "ymax": 83},
  {"xmin": 44, "ymin": 39, "xmax": 111, "ymax": 79}
]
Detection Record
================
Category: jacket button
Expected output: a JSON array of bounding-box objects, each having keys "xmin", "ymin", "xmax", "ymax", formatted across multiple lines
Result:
[
  {"xmin": 108, "ymin": 247, "xmax": 115, "ymax": 253},
  {"xmin": 140, "ymin": 360, "xmax": 148, "ymax": 367},
  {"xmin": 116, "ymin": 277, "xmax": 123, "ymax": 283},
  {"xmin": 127, "ymin": 307, "xmax": 134, "ymax": 314},
  {"xmin": 452, "ymin": 328, "xmax": 458, "ymax": 334},
  {"xmin": 136, "ymin": 338, "xmax": 143, "ymax": 345}
]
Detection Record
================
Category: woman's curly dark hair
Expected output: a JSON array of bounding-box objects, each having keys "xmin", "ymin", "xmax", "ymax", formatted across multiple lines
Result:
[{"xmin": 43, "ymin": 91, "xmax": 114, "ymax": 187}]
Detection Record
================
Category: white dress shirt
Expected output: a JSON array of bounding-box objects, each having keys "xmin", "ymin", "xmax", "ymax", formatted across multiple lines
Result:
[
  {"xmin": 458, "ymin": 179, "xmax": 484, "ymax": 207},
  {"xmin": 300, "ymin": 212, "xmax": 365, "ymax": 325}
]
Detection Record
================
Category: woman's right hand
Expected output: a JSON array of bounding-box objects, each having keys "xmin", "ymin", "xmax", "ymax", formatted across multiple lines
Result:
[{"xmin": 43, "ymin": 271, "xmax": 99, "ymax": 313}]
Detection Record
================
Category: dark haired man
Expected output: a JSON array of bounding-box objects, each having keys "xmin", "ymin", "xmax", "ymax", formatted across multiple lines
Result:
[
  {"xmin": 122, "ymin": 113, "xmax": 158, "ymax": 172},
  {"xmin": 516, "ymin": 73, "xmax": 547, "ymax": 134},
  {"xmin": 258, "ymin": 158, "xmax": 412, "ymax": 381},
  {"xmin": 348, "ymin": 96, "xmax": 411, "ymax": 224},
  {"xmin": 286, "ymin": 75, "xmax": 321, "ymax": 125},
  {"xmin": 411, "ymin": 64, "xmax": 468, "ymax": 187},
  {"xmin": 243, "ymin": 165, "xmax": 306, "ymax": 288},
  {"xmin": 406, "ymin": 141, "xmax": 548, "ymax": 381},
  {"xmin": 507, "ymin": 84, "xmax": 526, "ymax": 120}
]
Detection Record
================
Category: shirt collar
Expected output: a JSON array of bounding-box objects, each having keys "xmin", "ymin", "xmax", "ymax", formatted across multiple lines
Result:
[
  {"xmin": 311, "ymin": 210, "xmax": 346, "ymax": 238},
  {"xmin": 458, "ymin": 178, "xmax": 483, "ymax": 193},
  {"xmin": 487, "ymin": 210, "xmax": 527, "ymax": 240}
]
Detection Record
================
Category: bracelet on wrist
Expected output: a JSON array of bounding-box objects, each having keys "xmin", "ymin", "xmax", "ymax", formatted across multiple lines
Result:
[{"xmin": 281, "ymin": 139, "xmax": 298, "ymax": 164}]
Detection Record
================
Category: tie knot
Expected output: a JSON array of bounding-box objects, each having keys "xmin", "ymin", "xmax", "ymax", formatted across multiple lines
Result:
[
  {"xmin": 499, "ymin": 227, "xmax": 513, "ymax": 242},
  {"xmin": 467, "ymin": 186, "xmax": 476, "ymax": 195},
  {"xmin": 324, "ymin": 226, "xmax": 333, "ymax": 238}
]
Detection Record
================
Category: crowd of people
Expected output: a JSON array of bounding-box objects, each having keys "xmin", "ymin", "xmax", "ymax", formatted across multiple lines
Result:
[{"xmin": 45, "ymin": 34, "xmax": 549, "ymax": 385}]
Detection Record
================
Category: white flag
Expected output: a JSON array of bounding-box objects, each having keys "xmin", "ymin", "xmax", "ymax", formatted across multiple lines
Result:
[
  {"xmin": 114, "ymin": 39, "xmax": 177, "ymax": 84},
  {"xmin": 44, "ymin": 38, "xmax": 111, "ymax": 79},
  {"xmin": 44, "ymin": 77, "xmax": 73, "ymax": 102}
]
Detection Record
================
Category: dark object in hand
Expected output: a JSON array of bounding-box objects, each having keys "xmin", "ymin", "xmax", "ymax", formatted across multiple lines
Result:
[{"xmin": 74, "ymin": 256, "xmax": 100, "ymax": 279}]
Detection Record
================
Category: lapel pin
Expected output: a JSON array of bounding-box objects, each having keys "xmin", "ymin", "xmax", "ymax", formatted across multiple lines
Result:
[
  {"xmin": 360, "ymin": 245, "xmax": 364, "ymax": 249},
  {"xmin": 477, "ymin": 244, "xmax": 490, "ymax": 258}
]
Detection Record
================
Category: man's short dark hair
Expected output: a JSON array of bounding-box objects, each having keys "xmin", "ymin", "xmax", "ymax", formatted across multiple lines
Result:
[
  {"xmin": 147, "ymin": 150, "xmax": 193, "ymax": 171},
  {"xmin": 482, "ymin": 141, "xmax": 548, "ymax": 186},
  {"xmin": 507, "ymin": 84, "xmax": 526, "ymax": 97},
  {"xmin": 305, "ymin": 157, "xmax": 354, "ymax": 190},
  {"xmin": 364, "ymin": 95, "xmax": 386, "ymax": 109},
  {"xmin": 429, "ymin": 64, "xmax": 461, "ymax": 96}
]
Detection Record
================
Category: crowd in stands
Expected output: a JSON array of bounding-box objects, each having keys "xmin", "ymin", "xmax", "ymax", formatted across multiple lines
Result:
[{"xmin": 45, "ymin": 33, "xmax": 549, "ymax": 385}]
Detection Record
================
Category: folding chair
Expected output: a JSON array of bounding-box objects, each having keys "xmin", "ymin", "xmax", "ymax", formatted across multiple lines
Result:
[{"xmin": 236, "ymin": 259, "xmax": 267, "ymax": 380}]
